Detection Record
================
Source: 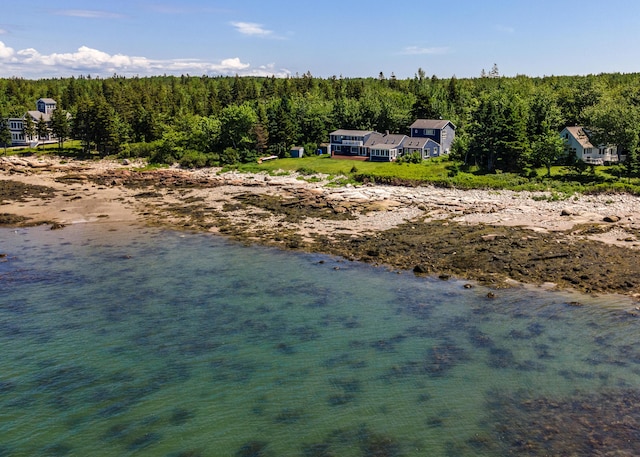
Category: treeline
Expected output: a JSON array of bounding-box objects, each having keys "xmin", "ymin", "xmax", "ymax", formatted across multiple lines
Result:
[{"xmin": 1, "ymin": 70, "xmax": 640, "ymax": 173}]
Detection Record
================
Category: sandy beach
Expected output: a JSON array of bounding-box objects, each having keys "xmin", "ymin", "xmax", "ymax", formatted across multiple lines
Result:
[{"xmin": 2, "ymin": 155, "xmax": 640, "ymax": 297}]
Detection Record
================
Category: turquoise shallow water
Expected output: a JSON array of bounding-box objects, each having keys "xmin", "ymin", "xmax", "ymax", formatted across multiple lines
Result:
[{"xmin": 1, "ymin": 223, "xmax": 640, "ymax": 456}]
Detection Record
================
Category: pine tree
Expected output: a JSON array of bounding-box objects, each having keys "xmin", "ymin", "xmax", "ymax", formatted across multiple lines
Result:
[
  {"xmin": 0, "ymin": 119, "xmax": 11, "ymax": 154},
  {"xmin": 36, "ymin": 115, "xmax": 49, "ymax": 148},
  {"xmin": 489, "ymin": 63, "xmax": 500, "ymax": 78},
  {"xmin": 51, "ymin": 108, "xmax": 70, "ymax": 150},
  {"xmin": 22, "ymin": 114, "xmax": 35, "ymax": 145}
]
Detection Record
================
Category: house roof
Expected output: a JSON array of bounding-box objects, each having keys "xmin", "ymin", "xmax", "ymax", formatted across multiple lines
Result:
[
  {"xmin": 37, "ymin": 98, "xmax": 57, "ymax": 104},
  {"xmin": 402, "ymin": 137, "xmax": 429, "ymax": 148},
  {"xmin": 369, "ymin": 143, "xmax": 399, "ymax": 151},
  {"xmin": 365, "ymin": 133, "xmax": 406, "ymax": 148},
  {"xmin": 410, "ymin": 119, "xmax": 456, "ymax": 130},
  {"xmin": 330, "ymin": 129, "xmax": 376, "ymax": 137},
  {"xmin": 27, "ymin": 111, "xmax": 52, "ymax": 122},
  {"xmin": 564, "ymin": 126, "xmax": 594, "ymax": 149}
]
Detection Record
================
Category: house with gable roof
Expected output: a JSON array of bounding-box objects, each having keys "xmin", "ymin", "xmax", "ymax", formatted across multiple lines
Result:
[
  {"xmin": 6, "ymin": 98, "xmax": 58, "ymax": 146},
  {"xmin": 409, "ymin": 119, "xmax": 456, "ymax": 155},
  {"xmin": 366, "ymin": 133, "xmax": 407, "ymax": 162},
  {"xmin": 329, "ymin": 118, "xmax": 456, "ymax": 162},
  {"xmin": 402, "ymin": 136, "xmax": 443, "ymax": 159},
  {"xmin": 560, "ymin": 126, "xmax": 621, "ymax": 165},
  {"xmin": 329, "ymin": 129, "xmax": 378, "ymax": 157}
]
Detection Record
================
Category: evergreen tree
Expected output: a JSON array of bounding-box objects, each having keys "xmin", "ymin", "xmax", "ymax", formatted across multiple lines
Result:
[
  {"xmin": 0, "ymin": 119, "xmax": 11, "ymax": 154},
  {"xmin": 36, "ymin": 115, "xmax": 49, "ymax": 148},
  {"xmin": 251, "ymin": 123, "xmax": 269, "ymax": 155},
  {"xmin": 267, "ymin": 96, "xmax": 298, "ymax": 155},
  {"xmin": 50, "ymin": 108, "xmax": 70, "ymax": 150},
  {"xmin": 73, "ymin": 103, "xmax": 92, "ymax": 153},
  {"xmin": 411, "ymin": 93, "xmax": 440, "ymax": 120},
  {"xmin": 468, "ymin": 89, "xmax": 531, "ymax": 172},
  {"xmin": 22, "ymin": 114, "xmax": 35, "ymax": 145}
]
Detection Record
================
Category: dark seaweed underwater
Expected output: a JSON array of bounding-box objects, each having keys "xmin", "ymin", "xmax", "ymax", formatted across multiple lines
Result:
[{"xmin": 1, "ymin": 223, "xmax": 640, "ymax": 457}]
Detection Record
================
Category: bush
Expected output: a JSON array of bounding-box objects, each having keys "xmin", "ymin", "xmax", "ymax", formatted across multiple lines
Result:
[
  {"xmin": 220, "ymin": 147, "xmax": 240, "ymax": 165},
  {"xmin": 296, "ymin": 166, "xmax": 316, "ymax": 176},
  {"xmin": 119, "ymin": 141, "xmax": 162, "ymax": 159},
  {"xmin": 446, "ymin": 163, "xmax": 460, "ymax": 177},
  {"xmin": 149, "ymin": 145, "xmax": 180, "ymax": 165},
  {"xmin": 520, "ymin": 167, "xmax": 538, "ymax": 179},
  {"xmin": 240, "ymin": 148, "xmax": 258, "ymax": 163},
  {"xmin": 179, "ymin": 150, "xmax": 209, "ymax": 168},
  {"xmin": 397, "ymin": 151, "xmax": 423, "ymax": 164},
  {"xmin": 303, "ymin": 142, "xmax": 318, "ymax": 156}
]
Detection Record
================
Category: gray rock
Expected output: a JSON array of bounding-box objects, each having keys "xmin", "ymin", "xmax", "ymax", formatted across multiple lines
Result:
[{"xmin": 561, "ymin": 207, "xmax": 584, "ymax": 216}]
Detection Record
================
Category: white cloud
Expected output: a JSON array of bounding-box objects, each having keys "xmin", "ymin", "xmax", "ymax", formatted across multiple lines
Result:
[
  {"xmin": 231, "ymin": 21, "xmax": 273, "ymax": 37},
  {"xmin": 401, "ymin": 46, "xmax": 449, "ymax": 55},
  {"xmin": 0, "ymin": 28, "xmax": 7, "ymax": 35},
  {"xmin": 496, "ymin": 25, "xmax": 515, "ymax": 34},
  {"xmin": 0, "ymin": 41, "xmax": 13, "ymax": 59},
  {"xmin": 146, "ymin": 5, "xmax": 232, "ymax": 15},
  {"xmin": 0, "ymin": 41, "xmax": 290, "ymax": 77},
  {"xmin": 55, "ymin": 10, "xmax": 125, "ymax": 19}
]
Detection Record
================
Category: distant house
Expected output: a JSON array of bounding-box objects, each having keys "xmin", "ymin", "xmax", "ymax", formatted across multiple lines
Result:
[
  {"xmin": 6, "ymin": 98, "xmax": 58, "ymax": 147},
  {"xmin": 409, "ymin": 119, "xmax": 456, "ymax": 155},
  {"xmin": 560, "ymin": 126, "xmax": 621, "ymax": 165},
  {"xmin": 366, "ymin": 133, "xmax": 407, "ymax": 162},
  {"xmin": 402, "ymin": 137, "xmax": 442, "ymax": 159},
  {"xmin": 329, "ymin": 119, "xmax": 455, "ymax": 162},
  {"xmin": 37, "ymin": 98, "xmax": 57, "ymax": 115},
  {"xmin": 329, "ymin": 129, "xmax": 378, "ymax": 157},
  {"xmin": 290, "ymin": 146, "xmax": 304, "ymax": 158}
]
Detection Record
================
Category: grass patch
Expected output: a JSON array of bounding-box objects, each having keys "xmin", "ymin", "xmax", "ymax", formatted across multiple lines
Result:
[
  {"xmin": 237, "ymin": 154, "xmax": 640, "ymax": 194},
  {"xmin": 133, "ymin": 163, "xmax": 170, "ymax": 172}
]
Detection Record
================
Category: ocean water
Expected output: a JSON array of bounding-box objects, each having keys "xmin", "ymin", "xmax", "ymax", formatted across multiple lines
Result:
[{"xmin": 1, "ymin": 223, "xmax": 639, "ymax": 457}]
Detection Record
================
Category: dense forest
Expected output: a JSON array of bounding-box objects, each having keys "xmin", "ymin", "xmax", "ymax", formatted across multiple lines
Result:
[{"xmin": 1, "ymin": 69, "xmax": 640, "ymax": 175}]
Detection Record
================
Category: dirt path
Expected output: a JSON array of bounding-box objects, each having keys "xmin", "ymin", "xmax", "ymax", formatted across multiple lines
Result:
[{"xmin": 2, "ymin": 155, "xmax": 640, "ymax": 298}]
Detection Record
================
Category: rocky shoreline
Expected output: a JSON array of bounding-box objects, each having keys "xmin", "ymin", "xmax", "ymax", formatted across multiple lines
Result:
[{"xmin": 2, "ymin": 155, "xmax": 640, "ymax": 298}]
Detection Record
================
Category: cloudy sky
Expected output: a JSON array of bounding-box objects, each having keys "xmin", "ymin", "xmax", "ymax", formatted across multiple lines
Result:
[{"xmin": 1, "ymin": 0, "xmax": 640, "ymax": 79}]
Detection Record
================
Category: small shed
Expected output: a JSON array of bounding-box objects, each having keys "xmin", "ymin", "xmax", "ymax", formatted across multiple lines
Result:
[{"xmin": 290, "ymin": 146, "xmax": 304, "ymax": 158}]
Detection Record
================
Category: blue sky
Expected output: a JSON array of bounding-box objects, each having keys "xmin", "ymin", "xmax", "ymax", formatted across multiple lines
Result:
[{"xmin": 1, "ymin": 0, "xmax": 640, "ymax": 79}]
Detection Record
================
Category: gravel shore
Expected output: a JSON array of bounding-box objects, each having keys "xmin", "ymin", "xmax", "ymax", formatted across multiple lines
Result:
[{"xmin": 2, "ymin": 155, "xmax": 640, "ymax": 297}]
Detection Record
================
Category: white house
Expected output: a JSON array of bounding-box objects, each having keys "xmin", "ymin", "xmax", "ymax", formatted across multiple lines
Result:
[
  {"xmin": 561, "ymin": 126, "xmax": 620, "ymax": 165},
  {"xmin": 6, "ymin": 98, "xmax": 58, "ymax": 147}
]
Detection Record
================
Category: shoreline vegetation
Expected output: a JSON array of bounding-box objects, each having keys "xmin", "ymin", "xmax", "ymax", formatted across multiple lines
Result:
[{"xmin": 2, "ymin": 153, "xmax": 640, "ymax": 301}]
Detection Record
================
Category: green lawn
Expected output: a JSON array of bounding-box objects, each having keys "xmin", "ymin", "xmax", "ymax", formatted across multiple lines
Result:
[
  {"xmin": 240, "ymin": 154, "xmax": 452, "ymax": 179},
  {"xmin": 237, "ymin": 154, "xmax": 640, "ymax": 196},
  {"xmin": 3, "ymin": 140, "xmax": 96, "ymax": 158}
]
